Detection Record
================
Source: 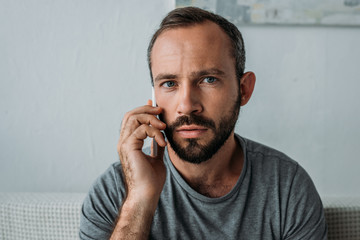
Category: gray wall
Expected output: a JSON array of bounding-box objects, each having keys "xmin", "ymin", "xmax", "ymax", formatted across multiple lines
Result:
[{"xmin": 1, "ymin": 0, "xmax": 359, "ymax": 197}]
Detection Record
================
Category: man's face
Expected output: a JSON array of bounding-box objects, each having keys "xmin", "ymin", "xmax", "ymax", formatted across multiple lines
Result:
[{"xmin": 151, "ymin": 21, "xmax": 240, "ymax": 164}]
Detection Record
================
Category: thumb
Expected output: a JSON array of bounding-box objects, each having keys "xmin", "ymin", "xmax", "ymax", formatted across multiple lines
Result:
[
  {"xmin": 155, "ymin": 142, "xmax": 165, "ymax": 161},
  {"xmin": 151, "ymin": 137, "xmax": 166, "ymax": 160}
]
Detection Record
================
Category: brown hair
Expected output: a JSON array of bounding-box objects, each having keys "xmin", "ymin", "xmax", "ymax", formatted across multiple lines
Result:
[{"xmin": 147, "ymin": 7, "xmax": 246, "ymax": 85}]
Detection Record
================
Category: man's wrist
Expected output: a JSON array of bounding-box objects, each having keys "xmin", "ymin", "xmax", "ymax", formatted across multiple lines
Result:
[
  {"xmin": 110, "ymin": 192, "xmax": 159, "ymax": 240},
  {"xmin": 125, "ymin": 189, "xmax": 160, "ymax": 213}
]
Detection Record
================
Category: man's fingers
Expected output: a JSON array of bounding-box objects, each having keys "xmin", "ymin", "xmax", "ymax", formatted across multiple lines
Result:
[
  {"xmin": 121, "ymin": 113, "xmax": 166, "ymax": 139},
  {"xmin": 151, "ymin": 137, "xmax": 166, "ymax": 159},
  {"xmin": 157, "ymin": 143, "xmax": 165, "ymax": 160},
  {"xmin": 129, "ymin": 114, "xmax": 166, "ymax": 129},
  {"xmin": 123, "ymin": 105, "xmax": 161, "ymax": 120},
  {"xmin": 131, "ymin": 124, "xmax": 166, "ymax": 148}
]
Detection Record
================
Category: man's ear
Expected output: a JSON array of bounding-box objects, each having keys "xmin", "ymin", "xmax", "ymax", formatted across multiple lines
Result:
[{"xmin": 239, "ymin": 71, "xmax": 256, "ymax": 106}]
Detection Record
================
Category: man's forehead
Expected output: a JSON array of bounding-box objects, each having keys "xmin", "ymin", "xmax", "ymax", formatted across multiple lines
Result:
[
  {"xmin": 150, "ymin": 21, "xmax": 234, "ymax": 72},
  {"xmin": 157, "ymin": 21, "xmax": 224, "ymax": 39},
  {"xmin": 152, "ymin": 21, "xmax": 232, "ymax": 56}
]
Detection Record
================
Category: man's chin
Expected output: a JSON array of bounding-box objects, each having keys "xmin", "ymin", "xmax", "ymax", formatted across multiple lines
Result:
[{"xmin": 168, "ymin": 139, "xmax": 213, "ymax": 164}]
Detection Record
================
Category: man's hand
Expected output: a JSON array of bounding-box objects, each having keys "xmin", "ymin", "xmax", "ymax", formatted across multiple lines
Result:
[
  {"xmin": 117, "ymin": 101, "xmax": 167, "ymax": 199},
  {"xmin": 111, "ymin": 101, "xmax": 167, "ymax": 239}
]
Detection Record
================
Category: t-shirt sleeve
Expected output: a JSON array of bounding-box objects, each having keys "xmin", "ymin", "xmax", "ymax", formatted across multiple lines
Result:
[
  {"xmin": 283, "ymin": 164, "xmax": 328, "ymax": 240},
  {"xmin": 79, "ymin": 163, "xmax": 125, "ymax": 240}
]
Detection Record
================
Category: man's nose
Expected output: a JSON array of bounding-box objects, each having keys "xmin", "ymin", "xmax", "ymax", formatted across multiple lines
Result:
[{"xmin": 176, "ymin": 83, "xmax": 203, "ymax": 116}]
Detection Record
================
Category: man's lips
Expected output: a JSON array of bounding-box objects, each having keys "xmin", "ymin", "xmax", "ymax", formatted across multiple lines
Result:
[{"xmin": 175, "ymin": 125, "xmax": 208, "ymax": 138}]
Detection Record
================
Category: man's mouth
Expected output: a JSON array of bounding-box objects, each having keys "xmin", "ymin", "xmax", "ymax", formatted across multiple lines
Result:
[{"xmin": 175, "ymin": 125, "xmax": 208, "ymax": 138}]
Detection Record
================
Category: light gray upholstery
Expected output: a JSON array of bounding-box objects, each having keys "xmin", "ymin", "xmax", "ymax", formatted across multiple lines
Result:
[
  {"xmin": 0, "ymin": 193, "xmax": 85, "ymax": 240},
  {"xmin": 323, "ymin": 197, "xmax": 360, "ymax": 240}
]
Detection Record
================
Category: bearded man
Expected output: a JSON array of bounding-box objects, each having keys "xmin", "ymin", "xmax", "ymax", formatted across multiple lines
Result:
[{"xmin": 80, "ymin": 7, "xmax": 327, "ymax": 240}]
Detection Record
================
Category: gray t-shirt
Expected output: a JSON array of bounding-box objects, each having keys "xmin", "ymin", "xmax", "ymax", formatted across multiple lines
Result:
[{"xmin": 79, "ymin": 136, "xmax": 327, "ymax": 239}]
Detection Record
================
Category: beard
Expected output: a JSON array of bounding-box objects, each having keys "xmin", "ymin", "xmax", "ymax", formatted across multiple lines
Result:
[{"xmin": 161, "ymin": 94, "xmax": 241, "ymax": 164}]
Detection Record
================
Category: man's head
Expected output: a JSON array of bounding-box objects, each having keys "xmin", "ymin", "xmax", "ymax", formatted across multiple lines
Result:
[
  {"xmin": 148, "ymin": 7, "xmax": 246, "ymax": 85},
  {"xmin": 149, "ymin": 7, "xmax": 255, "ymax": 164}
]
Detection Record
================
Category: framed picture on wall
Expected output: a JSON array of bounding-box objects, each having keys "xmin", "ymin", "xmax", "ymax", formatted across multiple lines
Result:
[{"xmin": 176, "ymin": 0, "xmax": 360, "ymax": 26}]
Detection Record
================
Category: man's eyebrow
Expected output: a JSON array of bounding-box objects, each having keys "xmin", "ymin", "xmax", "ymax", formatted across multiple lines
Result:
[
  {"xmin": 190, "ymin": 68, "xmax": 226, "ymax": 78},
  {"xmin": 154, "ymin": 74, "xmax": 177, "ymax": 82},
  {"xmin": 154, "ymin": 68, "xmax": 226, "ymax": 82}
]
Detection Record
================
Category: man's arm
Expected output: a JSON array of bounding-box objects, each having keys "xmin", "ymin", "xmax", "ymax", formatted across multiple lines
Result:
[
  {"xmin": 283, "ymin": 164, "xmax": 328, "ymax": 240},
  {"xmin": 79, "ymin": 103, "xmax": 167, "ymax": 240},
  {"xmin": 110, "ymin": 192, "xmax": 159, "ymax": 239},
  {"xmin": 110, "ymin": 103, "xmax": 167, "ymax": 239}
]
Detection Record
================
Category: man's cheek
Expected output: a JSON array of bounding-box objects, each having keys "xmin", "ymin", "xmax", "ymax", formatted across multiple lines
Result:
[
  {"xmin": 158, "ymin": 113, "xmax": 165, "ymax": 124},
  {"xmin": 159, "ymin": 112, "xmax": 172, "ymax": 126}
]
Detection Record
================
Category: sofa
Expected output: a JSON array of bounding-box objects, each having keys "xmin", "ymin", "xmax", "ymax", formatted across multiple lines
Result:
[{"xmin": 0, "ymin": 193, "xmax": 359, "ymax": 240}]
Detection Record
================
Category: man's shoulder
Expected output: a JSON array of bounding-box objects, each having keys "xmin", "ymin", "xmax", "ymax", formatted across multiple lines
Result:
[
  {"xmin": 239, "ymin": 135, "xmax": 298, "ymax": 166},
  {"xmin": 86, "ymin": 161, "xmax": 125, "ymax": 200},
  {"xmin": 237, "ymin": 135, "xmax": 302, "ymax": 180},
  {"xmin": 237, "ymin": 136, "xmax": 327, "ymax": 239},
  {"xmin": 79, "ymin": 161, "xmax": 126, "ymax": 239},
  {"xmin": 98, "ymin": 161, "xmax": 123, "ymax": 181},
  {"xmin": 110, "ymin": 161, "xmax": 122, "ymax": 172}
]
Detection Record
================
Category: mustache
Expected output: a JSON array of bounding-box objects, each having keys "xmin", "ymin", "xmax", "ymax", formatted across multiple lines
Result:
[{"xmin": 166, "ymin": 114, "xmax": 216, "ymax": 131}]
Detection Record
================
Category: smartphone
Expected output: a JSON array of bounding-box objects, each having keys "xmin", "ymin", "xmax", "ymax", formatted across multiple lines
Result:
[{"xmin": 152, "ymin": 87, "xmax": 158, "ymax": 156}]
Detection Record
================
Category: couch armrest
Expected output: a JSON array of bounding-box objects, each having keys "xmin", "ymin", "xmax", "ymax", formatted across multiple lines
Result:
[
  {"xmin": 0, "ymin": 192, "xmax": 86, "ymax": 240},
  {"xmin": 322, "ymin": 197, "xmax": 360, "ymax": 240}
]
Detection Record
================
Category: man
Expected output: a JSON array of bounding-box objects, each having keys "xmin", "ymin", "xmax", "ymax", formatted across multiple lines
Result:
[{"xmin": 80, "ymin": 7, "xmax": 327, "ymax": 239}]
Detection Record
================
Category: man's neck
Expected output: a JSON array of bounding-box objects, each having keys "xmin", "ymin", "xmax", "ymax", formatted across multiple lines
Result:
[{"xmin": 167, "ymin": 133, "xmax": 244, "ymax": 198}]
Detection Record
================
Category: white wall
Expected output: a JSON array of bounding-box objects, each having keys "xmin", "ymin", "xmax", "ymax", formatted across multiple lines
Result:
[
  {"xmin": 1, "ymin": 0, "xmax": 359, "ymax": 197},
  {"xmin": 238, "ymin": 25, "xmax": 360, "ymax": 197}
]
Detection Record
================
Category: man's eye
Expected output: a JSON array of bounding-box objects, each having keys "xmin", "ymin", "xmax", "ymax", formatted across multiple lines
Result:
[
  {"xmin": 163, "ymin": 81, "xmax": 176, "ymax": 88},
  {"xmin": 203, "ymin": 77, "xmax": 217, "ymax": 84}
]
